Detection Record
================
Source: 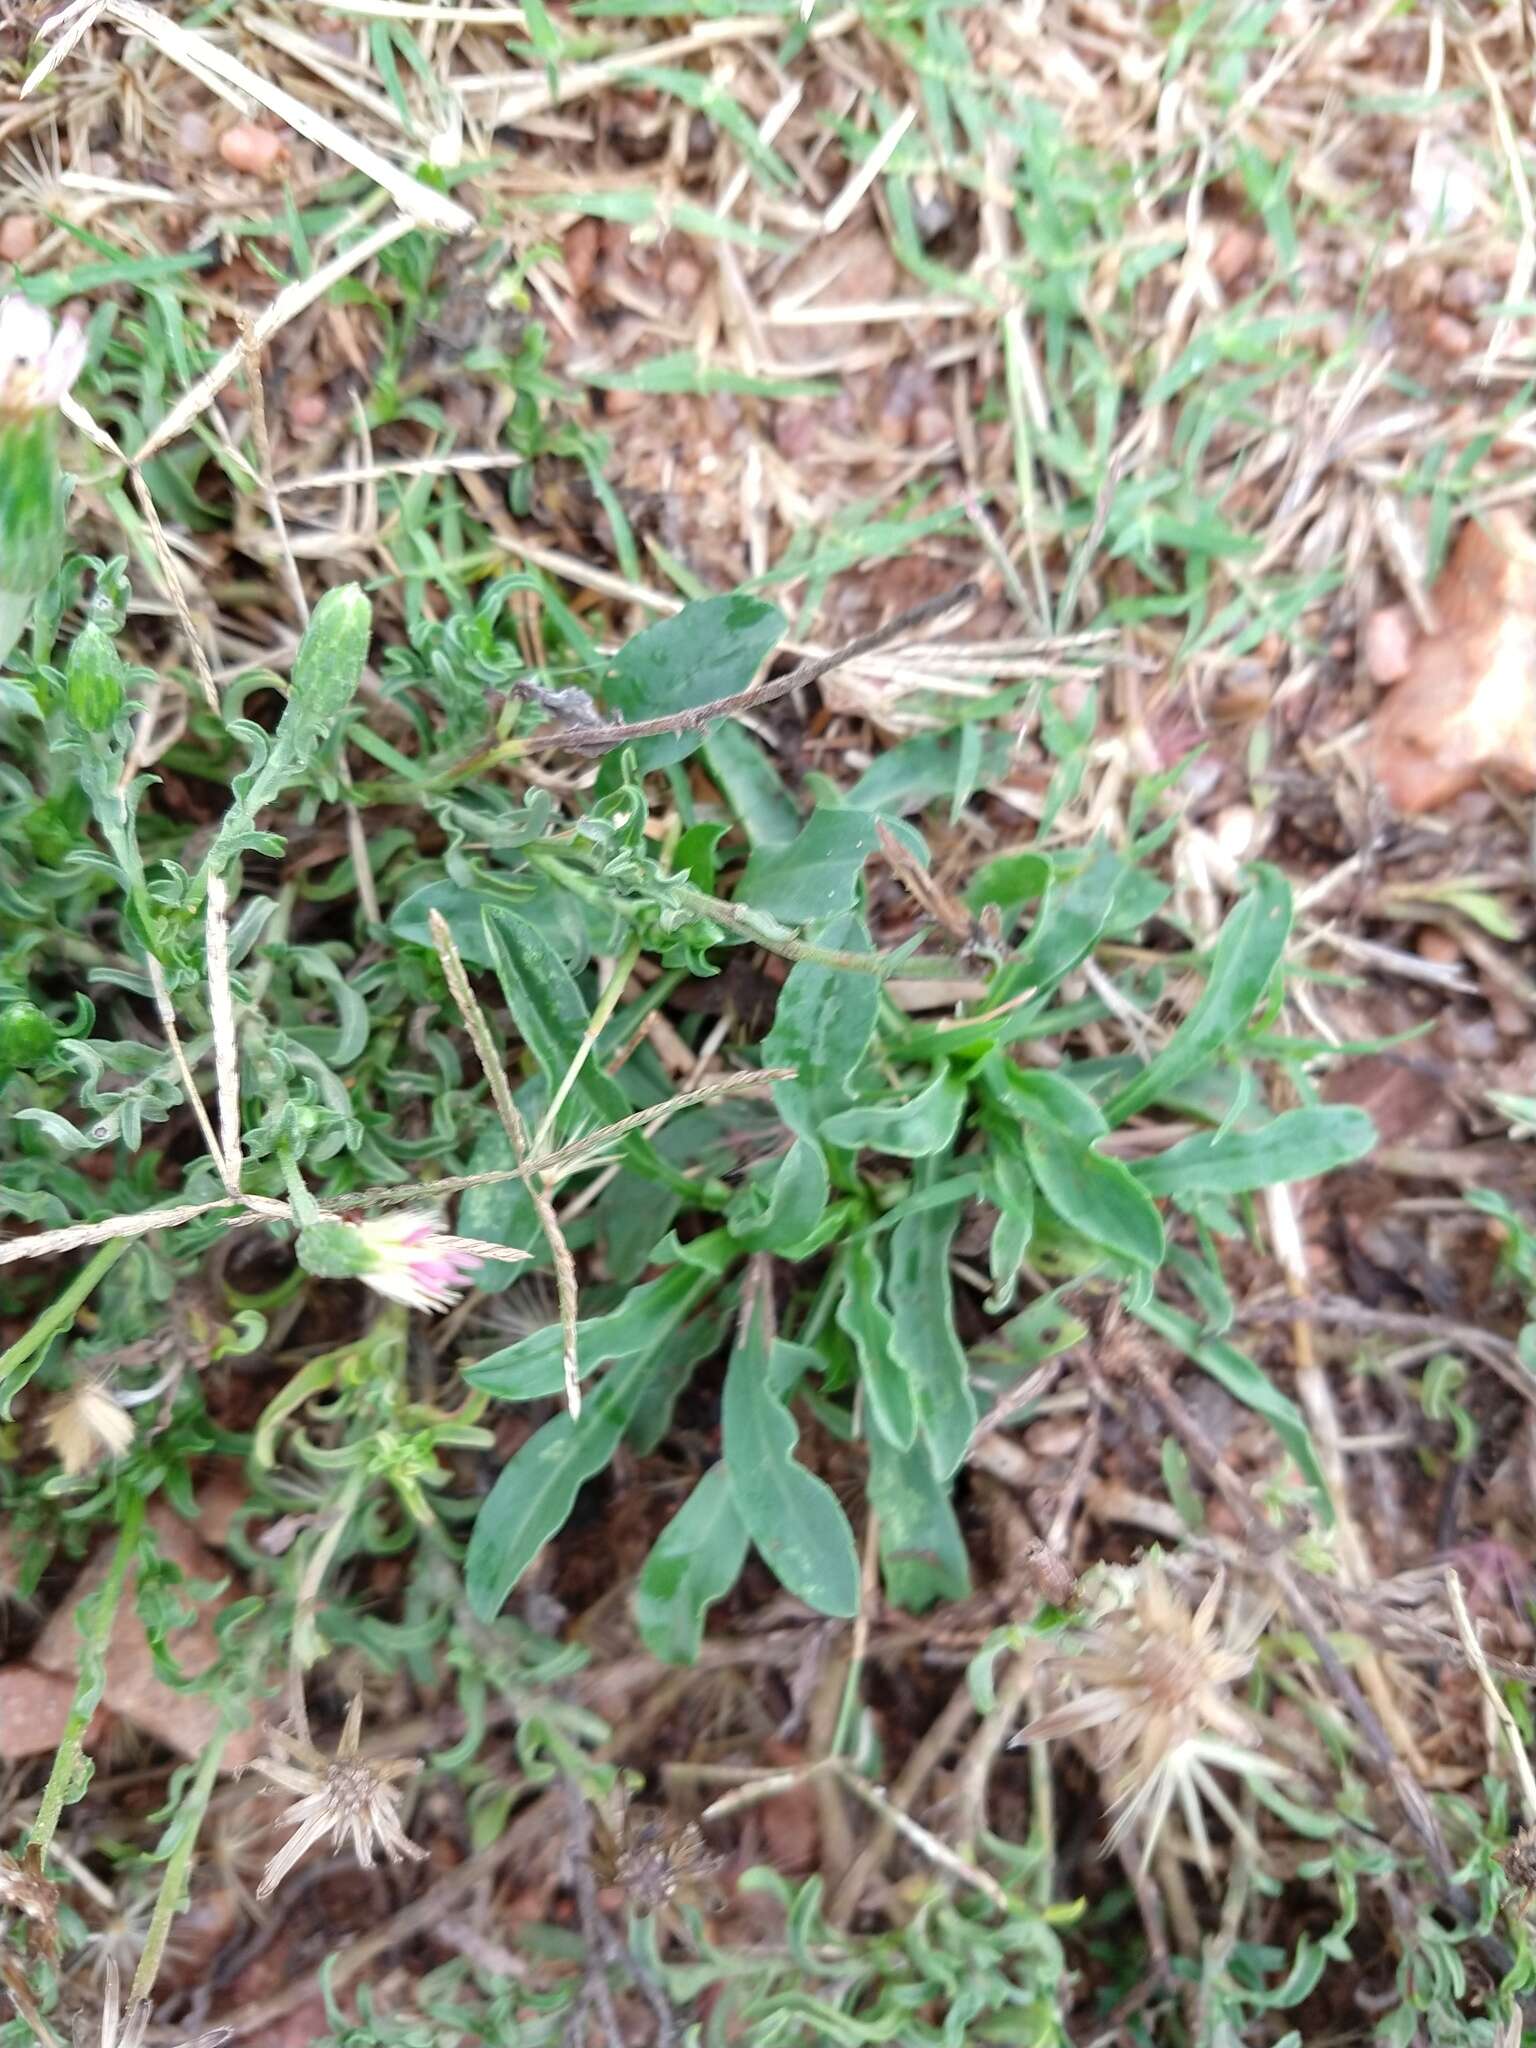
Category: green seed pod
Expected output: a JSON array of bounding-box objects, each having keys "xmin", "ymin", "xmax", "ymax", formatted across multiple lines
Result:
[
  {"xmin": 64, "ymin": 621, "xmax": 124, "ymax": 732},
  {"xmin": 0, "ymin": 998, "xmax": 55, "ymax": 1068},
  {"xmin": 285, "ymin": 583, "xmax": 372, "ymax": 738}
]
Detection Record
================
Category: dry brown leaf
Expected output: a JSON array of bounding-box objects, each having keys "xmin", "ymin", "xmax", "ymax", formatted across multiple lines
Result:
[
  {"xmin": 1370, "ymin": 512, "xmax": 1536, "ymax": 812},
  {"xmin": 0, "ymin": 1666, "xmax": 76, "ymax": 1761}
]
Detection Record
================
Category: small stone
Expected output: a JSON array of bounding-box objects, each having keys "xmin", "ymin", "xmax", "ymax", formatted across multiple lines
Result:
[
  {"xmin": 1210, "ymin": 223, "xmax": 1260, "ymax": 287},
  {"xmin": 0, "ymin": 217, "xmax": 38, "ymax": 263},
  {"xmin": 1416, "ymin": 927, "xmax": 1461, "ymax": 966},
  {"xmin": 1211, "ymin": 802, "xmax": 1257, "ymax": 863},
  {"xmin": 178, "ymin": 111, "xmax": 214, "ymax": 157},
  {"xmin": 1442, "ymin": 268, "xmax": 1490, "ymax": 316},
  {"xmin": 1022, "ymin": 1416, "xmax": 1081, "ymax": 1460},
  {"xmin": 773, "ymin": 403, "xmax": 818, "ymax": 460},
  {"xmin": 1364, "ymin": 602, "xmax": 1416, "ymax": 684},
  {"xmin": 663, "ymin": 254, "xmax": 703, "ymax": 300},
  {"xmin": 910, "ymin": 404, "xmax": 951, "ymax": 447},
  {"xmin": 1491, "ymin": 992, "xmax": 1530, "ymax": 1039},
  {"xmin": 563, "ymin": 217, "xmax": 600, "ymax": 296},
  {"xmin": 219, "ymin": 124, "xmax": 289, "ymax": 176},
  {"xmin": 1426, "ymin": 311, "xmax": 1474, "ymax": 358}
]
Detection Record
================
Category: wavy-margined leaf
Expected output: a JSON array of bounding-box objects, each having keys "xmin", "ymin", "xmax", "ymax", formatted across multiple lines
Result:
[
  {"xmin": 1135, "ymin": 1296, "xmax": 1330, "ymax": 1517},
  {"xmin": 884, "ymin": 1196, "xmax": 976, "ymax": 1479},
  {"xmin": 822, "ymin": 1067, "xmax": 967, "ymax": 1159},
  {"xmin": 836, "ymin": 1240, "xmax": 914, "ymax": 1450},
  {"xmin": 464, "ymin": 1262, "xmax": 716, "ymax": 1399},
  {"xmin": 1131, "ymin": 1106, "xmax": 1375, "ymax": 1199},
  {"xmin": 730, "ymin": 1137, "xmax": 828, "ymax": 1253},
  {"xmin": 1008, "ymin": 1068, "xmax": 1165, "ymax": 1268},
  {"xmin": 761, "ymin": 912, "xmax": 879, "ymax": 1141},
  {"xmin": 466, "ymin": 1347, "xmax": 654, "ymax": 1620},
  {"xmin": 1107, "ymin": 865, "xmax": 1292, "ymax": 1124},
  {"xmin": 738, "ymin": 807, "xmax": 882, "ymax": 926},
  {"xmin": 722, "ymin": 1306, "xmax": 859, "ymax": 1617},
  {"xmin": 634, "ymin": 1462, "xmax": 750, "ymax": 1664}
]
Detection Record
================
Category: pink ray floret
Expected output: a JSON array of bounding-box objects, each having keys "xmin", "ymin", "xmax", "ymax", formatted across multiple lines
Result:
[{"xmin": 354, "ymin": 1209, "xmax": 482, "ymax": 1313}]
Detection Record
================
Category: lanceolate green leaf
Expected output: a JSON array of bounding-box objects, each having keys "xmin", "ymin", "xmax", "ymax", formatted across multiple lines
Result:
[
  {"xmin": 991, "ymin": 841, "xmax": 1127, "ymax": 1004},
  {"xmin": 464, "ymin": 1262, "xmax": 717, "ymax": 1399},
  {"xmin": 1131, "ymin": 1106, "xmax": 1375, "ymax": 1199},
  {"xmin": 836, "ymin": 1240, "xmax": 915, "ymax": 1450},
  {"xmin": 1135, "ymin": 1296, "xmax": 1330, "ymax": 1517},
  {"xmin": 466, "ymin": 1347, "xmax": 655, "ymax": 1620},
  {"xmin": 634, "ymin": 1462, "xmax": 750, "ymax": 1665},
  {"xmin": 822, "ymin": 1067, "xmax": 967, "ymax": 1159},
  {"xmin": 1107, "ymin": 865, "xmax": 1292, "ymax": 1124},
  {"xmin": 865, "ymin": 1408, "xmax": 971, "ymax": 1612},
  {"xmin": 1009, "ymin": 1069, "xmax": 1165, "ymax": 1269},
  {"xmin": 761, "ymin": 912, "xmax": 879, "ymax": 1141},
  {"xmin": 884, "ymin": 1197, "xmax": 976, "ymax": 1479},
  {"xmin": 722, "ymin": 1309, "xmax": 859, "ymax": 1618},
  {"xmin": 484, "ymin": 907, "xmax": 630, "ymax": 1129}
]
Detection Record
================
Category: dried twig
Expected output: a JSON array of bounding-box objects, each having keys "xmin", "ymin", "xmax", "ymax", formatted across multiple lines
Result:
[{"xmin": 551, "ymin": 583, "xmax": 979, "ymax": 755}]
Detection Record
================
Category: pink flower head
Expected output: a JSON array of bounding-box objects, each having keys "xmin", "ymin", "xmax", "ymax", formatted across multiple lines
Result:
[
  {"xmin": 353, "ymin": 1209, "xmax": 482, "ymax": 1314},
  {"xmin": 0, "ymin": 295, "xmax": 87, "ymax": 416}
]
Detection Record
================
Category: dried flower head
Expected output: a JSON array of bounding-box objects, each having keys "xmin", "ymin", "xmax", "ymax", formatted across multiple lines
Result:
[
  {"xmin": 248, "ymin": 1695, "xmax": 426, "ymax": 1899},
  {"xmin": 1011, "ymin": 1556, "xmax": 1282, "ymax": 1873},
  {"xmin": 0, "ymin": 1844, "xmax": 60, "ymax": 1959},
  {"xmin": 72, "ymin": 1959, "xmax": 228, "ymax": 2048},
  {"xmin": 593, "ymin": 1782, "xmax": 723, "ymax": 1917},
  {"xmin": 0, "ymin": 295, "xmax": 86, "ymax": 417},
  {"xmin": 43, "ymin": 1381, "xmax": 134, "ymax": 1476},
  {"xmin": 296, "ymin": 1210, "xmax": 482, "ymax": 1314}
]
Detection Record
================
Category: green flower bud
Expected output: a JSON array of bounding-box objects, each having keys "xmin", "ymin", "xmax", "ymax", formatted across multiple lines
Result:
[
  {"xmin": 64, "ymin": 622, "xmax": 124, "ymax": 732},
  {"xmin": 284, "ymin": 583, "xmax": 372, "ymax": 738},
  {"xmin": 295, "ymin": 1219, "xmax": 373, "ymax": 1280},
  {"xmin": 0, "ymin": 998, "xmax": 55, "ymax": 1068}
]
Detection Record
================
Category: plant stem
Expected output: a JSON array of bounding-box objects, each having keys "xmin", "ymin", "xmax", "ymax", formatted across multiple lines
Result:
[
  {"xmin": 29, "ymin": 1489, "xmax": 146, "ymax": 1859},
  {"xmin": 0, "ymin": 1238, "xmax": 131, "ymax": 1407},
  {"xmin": 129, "ymin": 1723, "xmax": 230, "ymax": 2003}
]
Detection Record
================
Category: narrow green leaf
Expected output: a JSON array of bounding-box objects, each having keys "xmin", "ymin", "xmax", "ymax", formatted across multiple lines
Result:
[
  {"xmin": 761, "ymin": 912, "xmax": 879, "ymax": 1141},
  {"xmin": 1135, "ymin": 1296, "xmax": 1330, "ymax": 1516},
  {"xmin": 884, "ymin": 1198, "xmax": 976, "ymax": 1478},
  {"xmin": 1131, "ymin": 1106, "xmax": 1375, "ymax": 1198},
  {"xmin": 836, "ymin": 1241, "xmax": 915, "ymax": 1450},
  {"xmin": 1010, "ymin": 1070, "xmax": 1165, "ymax": 1268},
  {"xmin": 865, "ymin": 1408, "xmax": 971, "ymax": 1613},
  {"xmin": 466, "ymin": 1348, "xmax": 653, "ymax": 1619},
  {"xmin": 700, "ymin": 722, "xmax": 799, "ymax": 847},
  {"xmin": 722, "ymin": 1311, "xmax": 859, "ymax": 1617},
  {"xmin": 634, "ymin": 1463, "xmax": 750, "ymax": 1664},
  {"xmin": 821, "ymin": 1068, "xmax": 967, "ymax": 1158},
  {"xmin": 483, "ymin": 907, "xmax": 628, "ymax": 1124},
  {"xmin": 464, "ymin": 1263, "xmax": 714, "ymax": 1398},
  {"xmin": 1107, "ymin": 865, "xmax": 1292, "ymax": 1123}
]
